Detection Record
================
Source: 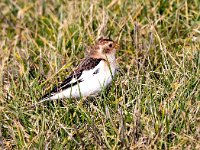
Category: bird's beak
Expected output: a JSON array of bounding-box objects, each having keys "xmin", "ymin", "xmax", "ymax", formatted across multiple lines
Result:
[{"xmin": 114, "ymin": 43, "xmax": 120, "ymax": 49}]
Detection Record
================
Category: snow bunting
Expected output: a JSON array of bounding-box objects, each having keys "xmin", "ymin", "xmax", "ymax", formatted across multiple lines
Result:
[{"xmin": 41, "ymin": 38, "xmax": 119, "ymax": 102}]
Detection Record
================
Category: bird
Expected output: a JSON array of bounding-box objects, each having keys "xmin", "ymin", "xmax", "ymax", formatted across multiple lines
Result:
[{"xmin": 40, "ymin": 37, "xmax": 119, "ymax": 103}]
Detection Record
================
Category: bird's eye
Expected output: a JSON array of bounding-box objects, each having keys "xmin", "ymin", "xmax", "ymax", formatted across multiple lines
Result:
[{"xmin": 108, "ymin": 43, "xmax": 113, "ymax": 48}]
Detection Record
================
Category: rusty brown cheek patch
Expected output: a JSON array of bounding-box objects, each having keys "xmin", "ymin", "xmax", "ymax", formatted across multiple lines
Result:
[{"xmin": 103, "ymin": 48, "xmax": 112, "ymax": 54}]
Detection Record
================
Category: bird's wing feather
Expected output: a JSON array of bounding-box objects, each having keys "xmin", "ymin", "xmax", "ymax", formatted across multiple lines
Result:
[{"xmin": 41, "ymin": 58, "xmax": 103, "ymax": 100}]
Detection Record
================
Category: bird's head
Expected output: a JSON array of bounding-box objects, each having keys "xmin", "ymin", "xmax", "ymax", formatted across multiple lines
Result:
[{"xmin": 88, "ymin": 37, "xmax": 119, "ymax": 61}]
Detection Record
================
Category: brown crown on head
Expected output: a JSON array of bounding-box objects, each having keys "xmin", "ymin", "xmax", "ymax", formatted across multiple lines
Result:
[{"xmin": 97, "ymin": 37, "xmax": 114, "ymax": 45}]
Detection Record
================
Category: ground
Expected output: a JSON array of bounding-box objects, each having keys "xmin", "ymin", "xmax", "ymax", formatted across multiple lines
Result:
[{"xmin": 0, "ymin": 0, "xmax": 199, "ymax": 149}]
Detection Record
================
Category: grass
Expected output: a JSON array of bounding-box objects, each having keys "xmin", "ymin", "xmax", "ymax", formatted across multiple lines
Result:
[{"xmin": 0, "ymin": 0, "xmax": 200, "ymax": 149}]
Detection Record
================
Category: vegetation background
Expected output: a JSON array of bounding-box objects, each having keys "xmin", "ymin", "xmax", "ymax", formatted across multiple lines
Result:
[{"xmin": 0, "ymin": 0, "xmax": 199, "ymax": 149}]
